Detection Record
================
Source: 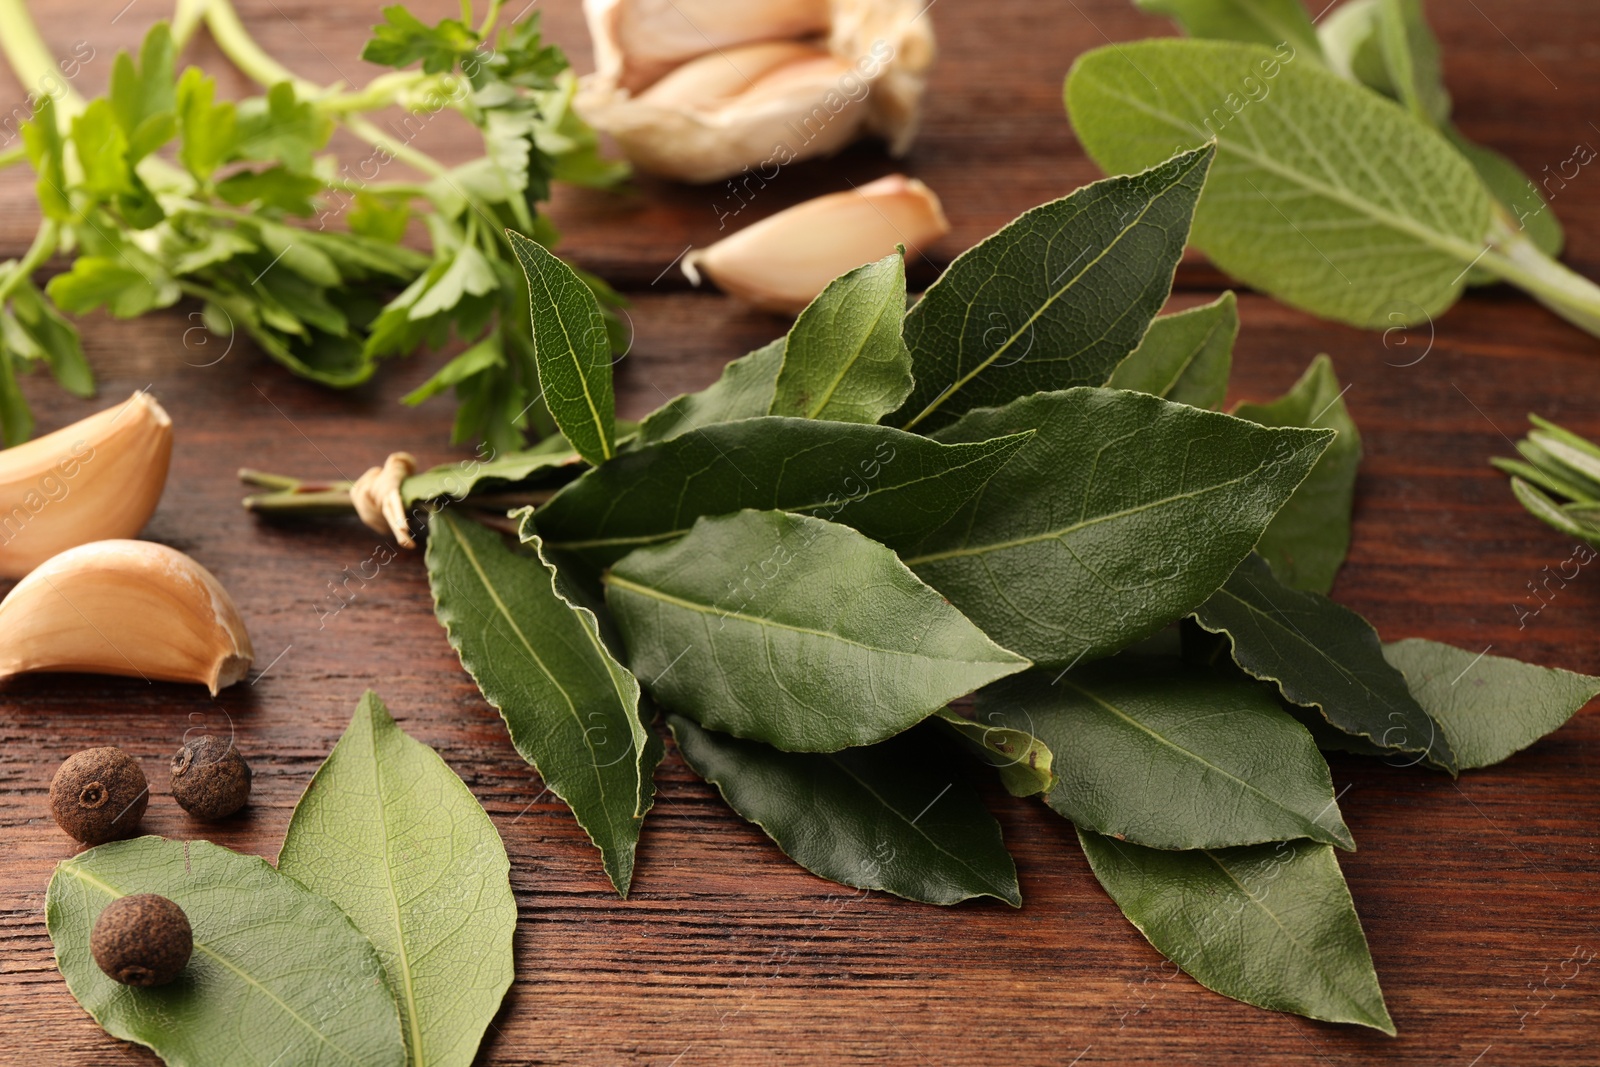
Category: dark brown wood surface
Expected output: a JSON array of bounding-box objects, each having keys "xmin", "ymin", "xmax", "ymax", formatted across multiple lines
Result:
[{"xmin": 2, "ymin": 2, "xmax": 1599, "ymax": 1064}]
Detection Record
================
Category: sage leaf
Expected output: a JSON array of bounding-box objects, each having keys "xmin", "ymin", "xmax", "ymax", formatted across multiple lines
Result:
[
  {"xmin": 1233, "ymin": 354, "xmax": 1361, "ymax": 594},
  {"xmin": 906, "ymin": 388, "xmax": 1332, "ymax": 667},
  {"xmin": 402, "ymin": 447, "xmax": 582, "ymax": 505},
  {"xmin": 606, "ymin": 510, "xmax": 1030, "ymax": 752},
  {"xmin": 1108, "ymin": 290, "xmax": 1237, "ymax": 409},
  {"xmin": 279, "ymin": 692, "xmax": 516, "ymax": 1067},
  {"xmin": 669, "ymin": 714, "xmax": 1022, "ymax": 906},
  {"xmin": 1135, "ymin": 0, "xmax": 1322, "ymax": 57},
  {"xmin": 893, "ymin": 145, "xmax": 1213, "ymax": 432},
  {"xmin": 507, "ymin": 230, "xmax": 616, "ymax": 466},
  {"xmin": 633, "ymin": 339, "xmax": 783, "ymax": 447},
  {"xmin": 1383, "ymin": 639, "xmax": 1600, "ymax": 770},
  {"xmin": 1450, "ymin": 133, "xmax": 1564, "ymax": 266},
  {"xmin": 534, "ymin": 417, "xmax": 1034, "ymax": 569},
  {"xmin": 426, "ymin": 511, "xmax": 660, "ymax": 895},
  {"xmin": 770, "ymin": 252, "xmax": 913, "ymax": 424},
  {"xmin": 981, "ymin": 665, "xmax": 1352, "ymax": 850},
  {"xmin": 1066, "ymin": 39, "xmax": 1491, "ymax": 329},
  {"xmin": 1078, "ymin": 830, "xmax": 1395, "ymax": 1034},
  {"xmin": 47, "ymin": 837, "xmax": 406, "ymax": 1067},
  {"xmin": 935, "ymin": 706, "xmax": 1055, "ymax": 797},
  {"xmin": 1192, "ymin": 553, "xmax": 1456, "ymax": 772}
]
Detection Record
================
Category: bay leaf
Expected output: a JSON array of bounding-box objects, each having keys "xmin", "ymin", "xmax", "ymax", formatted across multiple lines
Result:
[
  {"xmin": 426, "ymin": 511, "xmax": 660, "ymax": 895},
  {"xmin": 47, "ymin": 836, "xmax": 406, "ymax": 1067},
  {"xmin": 402, "ymin": 447, "xmax": 582, "ymax": 505},
  {"xmin": 1078, "ymin": 830, "xmax": 1395, "ymax": 1034},
  {"xmin": 507, "ymin": 230, "xmax": 616, "ymax": 466},
  {"xmin": 669, "ymin": 714, "xmax": 1021, "ymax": 906},
  {"xmin": 1191, "ymin": 553, "xmax": 1457, "ymax": 772},
  {"xmin": 1066, "ymin": 39, "xmax": 1492, "ymax": 329},
  {"xmin": 633, "ymin": 339, "xmax": 783, "ymax": 447},
  {"xmin": 605, "ymin": 509, "xmax": 1030, "ymax": 753},
  {"xmin": 1135, "ymin": 0, "xmax": 1323, "ymax": 57},
  {"xmin": 1383, "ymin": 639, "xmax": 1600, "ymax": 770},
  {"xmin": 892, "ymin": 145, "xmax": 1213, "ymax": 432},
  {"xmin": 533, "ymin": 416, "xmax": 1034, "ymax": 569},
  {"xmin": 1233, "ymin": 354, "xmax": 1361, "ymax": 594},
  {"xmin": 980, "ymin": 665, "xmax": 1352, "ymax": 850},
  {"xmin": 1108, "ymin": 290, "xmax": 1237, "ymax": 409},
  {"xmin": 770, "ymin": 252, "xmax": 913, "ymax": 424},
  {"xmin": 279, "ymin": 692, "xmax": 516, "ymax": 1067},
  {"xmin": 905, "ymin": 388, "xmax": 1332, "ymax": 667},
  {"xmin": 935, "ymin": 706, "xmax": 1055, "ymax": 797}
]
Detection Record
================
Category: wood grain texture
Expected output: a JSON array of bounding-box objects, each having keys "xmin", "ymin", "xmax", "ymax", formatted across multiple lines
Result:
[{"xmin": 1, "ymin": 2, "xmax": 1598, "ymax": 1065}]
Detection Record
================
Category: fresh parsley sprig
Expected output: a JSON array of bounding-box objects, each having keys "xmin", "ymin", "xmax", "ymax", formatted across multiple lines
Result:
[{"xmin": 0, "ymin": 0, "xmax": 627, "ymax": 449}]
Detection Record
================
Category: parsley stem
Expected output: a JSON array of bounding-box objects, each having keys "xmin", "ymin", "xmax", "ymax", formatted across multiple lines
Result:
[
  {"xmin": 0, "ymin": 0, "xmax": 87, "ymax": 119},
  {"xmin": 0, "ymin": 143, "xmax": 26, "ymax": 171},
  {"xmin": 201, "ymin": 0, "xmax": 322, "ymax": 99},
  {"xmin": 0, "ymin": 219, "xmax": 57, "ymax": 306},
  {"xmin": 477, "ymin": 0, "xmax": 504, "ymax": 36}
]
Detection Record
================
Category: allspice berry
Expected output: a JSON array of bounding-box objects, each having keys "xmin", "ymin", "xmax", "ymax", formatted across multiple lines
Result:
[
  {"xmin": 50, "ymin": 747, "xmax": 148, "ymax": 845},
  {"xmin": 90, "ymin": 893, "xmax": 192, "ymax": 987},
  {"xmin": 169, "ymin": 735, "xmax": 251, "ymax": 821}
]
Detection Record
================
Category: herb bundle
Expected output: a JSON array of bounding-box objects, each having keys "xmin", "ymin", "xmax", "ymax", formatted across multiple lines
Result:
[
  {"xmin": 1067, "ymin": 0, "xmax": 1600, "ymax": 340},
  {"xmin": 0, "ymin": 0, "xmax": 625, "ymax": 449},
  {"xmin": 46, "ymin": 692, "xmax": 516, "ymax": 1067},
  {"xmin": 247, "ymin": 143, "xmax": 1599, "ymax": 1033}
]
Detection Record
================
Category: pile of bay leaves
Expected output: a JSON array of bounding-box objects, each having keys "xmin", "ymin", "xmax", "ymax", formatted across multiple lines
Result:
[{"xmin": 405, "ymin": 142, "xmax": 1600, "ymax": 1034}]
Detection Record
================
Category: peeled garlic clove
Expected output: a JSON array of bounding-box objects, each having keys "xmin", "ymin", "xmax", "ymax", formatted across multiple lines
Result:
[
  {"xmin": 0, "ymin": 540, "xmax": 254, "ymax": 694},
  {"xmin": 683, "ymin": 174, "xmax": 949, "ymax": 314},
  {"xmin": 578, "ymin": 0, "xmax": 936, "ymax": 183},
  {"xmin": 0, "ymin": 392, "xmax": 172, "ymax": 579},
  {"xmin": 591, "ymin": 0, "xmax": 833, "ymax": 93}
]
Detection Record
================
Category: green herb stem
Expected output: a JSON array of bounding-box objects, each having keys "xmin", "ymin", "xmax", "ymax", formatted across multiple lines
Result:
[
  {"xmin": 0, "ymin": 143, "xmax": 26, "ymax": 171},
  {"xmin": 1480, "ymin": 218, "xmax": 1600, "ymax": 340},
  {"xmin": 201, "ymin": 0, "xmax": 323, "ymax": 99},
  {"xmin": 0, "ymin": 0, "xmax": 87, "ymax": 118},
  {"xmin": 0, "ymin": 218, "xmax": 57, "ymax": 305}
]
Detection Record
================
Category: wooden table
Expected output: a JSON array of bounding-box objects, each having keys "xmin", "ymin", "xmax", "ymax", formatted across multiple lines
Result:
[{"xmin": 2, "ymin": 2, "xmax": 1598, "ymax": 1064}]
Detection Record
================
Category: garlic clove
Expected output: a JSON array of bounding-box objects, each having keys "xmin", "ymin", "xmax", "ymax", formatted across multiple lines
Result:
[
  {"xmin": 683, "ymin": 174, "xmax": 950, "ymax": 314},
  {"xmin": 591, "ymin": 0, "xmax": 834, "ymax": 93},
  {"xmin": 578, "ymin": 0, "xmax": 936, "ymax": 184},
  {"xmin": 636, "ymin": 41, "xmax": 829, "ymax": 111},
  {"xmin": 0, "ymin": 540, "xmax": 254, "ymax": 695},
  {"xmin": 0, "ymin": 392, "xmax": 172, "ymax": 579}
]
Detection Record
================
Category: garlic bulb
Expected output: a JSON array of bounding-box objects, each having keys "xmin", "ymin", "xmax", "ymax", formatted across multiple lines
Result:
[
  {"xmin": 683, "ymin": 173, "xmax": 949, "ymax": 313},
  {"xmin": 0, "ymin": 392, "xmax": 172, "ymax": 579},
  {"xmin": 0, "ymin": 540, "xmax": 254, "ymax": 694},
  {"xmin": 578, "ymin": 0, "xmax": 936, "ymax": 183}
]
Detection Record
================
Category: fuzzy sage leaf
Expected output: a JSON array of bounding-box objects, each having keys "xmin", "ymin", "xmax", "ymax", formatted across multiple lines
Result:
[
  {"xmin": 279, "ymin": 691, "xmax": 516, "ymax": 1067},
  {"xmin": 606, "ymin": 510, "xmax": 1029, "ymax": 752}
]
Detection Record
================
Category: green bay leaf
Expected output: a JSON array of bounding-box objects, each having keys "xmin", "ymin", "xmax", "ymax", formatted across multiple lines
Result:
[
  {"xmin": 894, "ymin": 146, "xmax": 1213, "ymax": 432},
  {"xmin": 279, "ymin": 692, "xmax": 516, "ymax": 1067},
  {"xmin": 1066, "ymin": 39, "xmax": 1492, "ymax": 329},
  {"xmin": 1233, "ymin": 354, "xmax": 1361, "ymax": 594},
  {"xmin": 935, "ymin": 706, "xmax": 1055, "ymax": 797},
  {"xmin": 1383, "ymin": 639, "xmax": 1600, "ymax": 770},
  {"xmin": 534, "ymin": 416, "xmax": 1033, "ymax": 569},
  {"xmin": 981, "ymin": 664, "xmax": 1351, "ymax": 849},
  {"xmin": 402, "ymin": 447, "xmax": 582, "ymax": 505},
  {"xmin": 426, "ymin": 512, "xmax": 660, "ymax": 895},
  {"xmin": 508, "ymin": 231, "xmax": 616, "ymax": 466},
  {"xmin": 907, "ymin": 388, "xmax": 1332, "ymax": 667},
  {"xmin": 1108, "ymin": 290, "xmax": 1237, "ymax": 409},
  {"xmin": 606, "ymin": 510, "xmax": 1030, "ymax": 752},
  {"xmin": 633, "ymin": 339, "xmax": 784, "ymax": 447},
  {"xmin": 1078, "ymin": 830, "xmax": 1395, "ymax": 1034},
  {"xmin": 46, "ymin": 837, "xmax": 406, "ymax": 1067},
  {"xmin": 669, "ymin": 714, "xmax": 1021, "ymax": 906},
  {"xmin": 1192, "ymin": 553, "xmax": 1456, "ymax": 772},
  {"xmin": 770, "ymin": 252, "xmax": 913, "ymax": 424}
]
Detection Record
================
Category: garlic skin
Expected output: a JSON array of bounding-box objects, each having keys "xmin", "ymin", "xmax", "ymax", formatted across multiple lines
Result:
[
  {"xmin": 0, "ymin": 540, "xmax": 254, "ymax": 694},
  {"xmin": 578, "ymin": 0, "xmax": 936, "ymax": 183},
  {"xmin": 0, "ymin": 392, "xmax": 172, "ymax": 580},
  {"xmin": 683, "ymin": 174, "xmax": 949, "ymax": 314}
]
